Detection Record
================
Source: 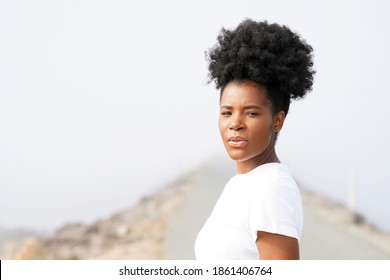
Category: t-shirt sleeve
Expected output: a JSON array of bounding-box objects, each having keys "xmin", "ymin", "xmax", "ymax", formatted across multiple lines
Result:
[{"xmin": 247, "ymin": 179, "xmax": 303, "ymax": 242}]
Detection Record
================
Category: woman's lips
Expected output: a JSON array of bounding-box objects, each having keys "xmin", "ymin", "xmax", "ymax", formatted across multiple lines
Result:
[{"xmin": 227, "ymin": 136, "xmax": 248, "ymax": 148}]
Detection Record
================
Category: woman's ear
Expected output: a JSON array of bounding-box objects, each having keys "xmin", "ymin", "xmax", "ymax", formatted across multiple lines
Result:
[{"xmin": 273, "ymin": 111, "xmax": 286, "ymax": 133}]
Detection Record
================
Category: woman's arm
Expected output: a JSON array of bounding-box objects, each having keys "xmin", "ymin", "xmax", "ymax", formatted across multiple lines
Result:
[{"xmin": 256, "ymin": 231, "xmax": 300, "ymax": 260}]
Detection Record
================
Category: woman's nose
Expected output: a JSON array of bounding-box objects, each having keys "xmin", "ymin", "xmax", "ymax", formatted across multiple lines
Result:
[{"xmin": 229, "ymin": 115, "xmax": 244, "ymax": 131}]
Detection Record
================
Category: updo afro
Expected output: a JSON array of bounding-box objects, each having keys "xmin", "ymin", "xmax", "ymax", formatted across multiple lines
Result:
[{"xmin": 206, "ymin": 19, "xmax": 315, "ymax": 115}]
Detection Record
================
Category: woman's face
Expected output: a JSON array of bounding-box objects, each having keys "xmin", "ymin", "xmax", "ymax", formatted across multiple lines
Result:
[{"xmin": 218, "ymin": 81, "xmax": 284, "ymax": 166}]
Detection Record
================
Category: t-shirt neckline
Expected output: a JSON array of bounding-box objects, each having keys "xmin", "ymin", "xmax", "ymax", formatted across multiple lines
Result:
[{"xmin": 236, "ymin": 162, "xmax": 286, "ymax": 177}]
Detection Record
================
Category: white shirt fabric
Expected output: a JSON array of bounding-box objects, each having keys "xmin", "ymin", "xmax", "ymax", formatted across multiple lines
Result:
[{"xmin": 194, "ymin": 163, "xmax": 303, "ymax": 260}]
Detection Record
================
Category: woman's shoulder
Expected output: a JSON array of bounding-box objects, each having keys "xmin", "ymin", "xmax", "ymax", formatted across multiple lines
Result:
[{"xmin": 246, "ymin": 163, "xmax": 299, "ymax": 192}]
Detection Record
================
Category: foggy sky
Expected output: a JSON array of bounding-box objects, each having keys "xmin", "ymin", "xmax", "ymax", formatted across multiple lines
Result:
[{"xmin": 1, "ymin": 0, "xmax": 389, "ymax": 232}]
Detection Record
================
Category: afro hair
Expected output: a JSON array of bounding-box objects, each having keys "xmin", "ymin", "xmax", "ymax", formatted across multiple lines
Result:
[{"xmin": 206, "ymin": 19, "xmax": 315, "ymax": 115}]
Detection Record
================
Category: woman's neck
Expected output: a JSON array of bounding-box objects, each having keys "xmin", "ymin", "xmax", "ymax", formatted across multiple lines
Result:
[{"xmin": 236, "ymin": 141, "xmax": 279, "ymax": 174}]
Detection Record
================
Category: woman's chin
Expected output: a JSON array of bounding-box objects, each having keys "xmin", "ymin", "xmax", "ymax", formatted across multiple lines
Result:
[{"xmin": 226, "ymin": 151, "xmax": 248, "ymax": 162}]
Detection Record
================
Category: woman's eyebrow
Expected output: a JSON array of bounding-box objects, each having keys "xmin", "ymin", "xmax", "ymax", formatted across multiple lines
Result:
[
  {"xmin": 220, "ymin": 105, "xmax": 262, "ymax": 109},
  {"xmin": 220, "ymin": 105, "xmax": 232, "ymax": 109},
  {"xmin": 242, "ymin": 105, "xmax": 262, "ymax": 110}
]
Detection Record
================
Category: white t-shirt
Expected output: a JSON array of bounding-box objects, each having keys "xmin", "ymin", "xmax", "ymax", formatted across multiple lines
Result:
[{"xmin": 194, "ymin": 163, "xmax": 303, "ymax": 260}]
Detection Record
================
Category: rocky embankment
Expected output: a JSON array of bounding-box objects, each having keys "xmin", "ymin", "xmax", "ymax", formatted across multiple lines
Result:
[{"xmin": 1, "ymin": 169, "xmax": 200, "ymax": 260}]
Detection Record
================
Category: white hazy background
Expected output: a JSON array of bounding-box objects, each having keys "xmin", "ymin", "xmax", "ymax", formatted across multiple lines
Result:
[{"xmin": 1, "ymin": 0, "xmax": 389, "ymax": 232}]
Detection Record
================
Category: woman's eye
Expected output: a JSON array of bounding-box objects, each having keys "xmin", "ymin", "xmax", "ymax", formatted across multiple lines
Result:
[{"xmin": 221, "ymin": 111, "xmax": 231, "ymax": 116}]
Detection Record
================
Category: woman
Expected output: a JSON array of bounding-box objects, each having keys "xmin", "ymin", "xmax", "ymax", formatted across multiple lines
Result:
[{"xmin": 195, "ymin": 19, "xmax": 315, "ymax": 260}]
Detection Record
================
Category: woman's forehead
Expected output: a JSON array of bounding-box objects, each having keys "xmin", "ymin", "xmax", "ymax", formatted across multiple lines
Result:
[{"xmin": 220, "ymin": 82, "xmax": 271, "ymax": 108}]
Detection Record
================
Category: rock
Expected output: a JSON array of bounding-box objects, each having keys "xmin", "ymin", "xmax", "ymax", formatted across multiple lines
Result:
[{"xmin": 7, "ymin": 237, "xmax": 47, "ymax": 260}]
